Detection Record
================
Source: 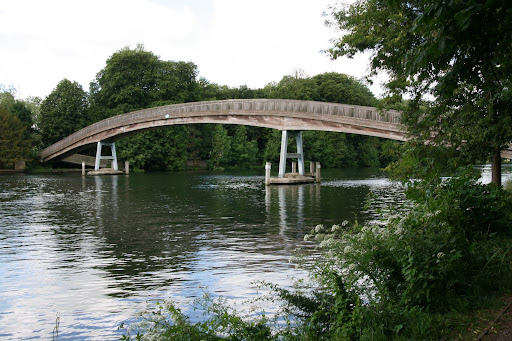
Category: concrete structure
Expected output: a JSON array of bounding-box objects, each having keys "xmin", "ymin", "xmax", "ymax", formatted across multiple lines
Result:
[{"xmin": 279, "ymin": 131, "xmax": 305, "ymax": 177}]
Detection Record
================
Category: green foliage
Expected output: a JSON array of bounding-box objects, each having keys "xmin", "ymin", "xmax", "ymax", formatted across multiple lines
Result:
[
  {"xmin": 229, "ymin": 126, "xmax": 258, "ymax": 168},
  {"xmin": 117, "ymin": 127, "xmax": 189, "ymax": 171},
  {"xmin": 0, "ymin": 106, "xmax": 31, "ymax": 168},
  {"xmin": 208, "ymin": 124, "xmax": 231, "ymax": 170},
  {"xmin": 311, "ymin": 73, "xmax": 377, "ymax": 107},
  {"xmin": 262, "ymin": 71, "xmax": 377, "ymax": 107},
  {"xmin": 10, "ymin": 100, "xmax": 33, "ymax": 133},
  {"xmin": 120, "ymin": 293, "xmax": 275, "ymax": 341},
  {"xmin": 262, "ymin": 129, "xmax": 282, "ymax": 166},
  {"xmin": 89, "ymin": 44, "xmax": 200, "ymax": 119},
  {"xmin": 39, "ymin": 79, "xmax": 89, "ymax": 147},
  {"xmin": 0, "ymin": 87, "xmax": 42, "ymax": 166},
  {"xmin": 326, "ymin": 0, "xmax": 512, "ymax": 184}
]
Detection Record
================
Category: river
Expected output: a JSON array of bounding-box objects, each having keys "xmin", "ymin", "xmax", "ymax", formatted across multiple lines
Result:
[{"xmin": 0, "ymin": 166, "xmax": 508, "ymax": 339}]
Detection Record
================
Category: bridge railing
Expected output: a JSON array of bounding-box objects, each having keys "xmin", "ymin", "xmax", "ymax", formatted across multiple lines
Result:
[{"xmin": 41, "ymin": 99, "xmax": 401, "ymax": 160}]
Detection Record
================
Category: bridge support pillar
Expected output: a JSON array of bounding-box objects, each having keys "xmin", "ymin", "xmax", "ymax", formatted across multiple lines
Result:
[
  {"xmin": 278, "ymin": 130, "xmax": 305, "ymax": 178},
  {"xmin": 94, "ymin": 141, "xmax": 118, "ymax": 171}
]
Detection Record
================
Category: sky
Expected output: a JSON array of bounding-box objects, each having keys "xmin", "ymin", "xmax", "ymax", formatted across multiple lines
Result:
[{"xmin": 0, "ymin": 0, "xmax": 386, "ymax": 100}]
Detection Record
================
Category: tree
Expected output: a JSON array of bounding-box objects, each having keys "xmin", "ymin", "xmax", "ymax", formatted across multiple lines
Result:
[
  {"xmin": 229, "ymin": 125, "xmax": 258, "ymax": 167},
  {"xmin": 10, "ymin": 100, "xmax": 34, "ymax": 136},
  {"xmin": 89, "ymin": 45, "xmax": 161, "ymax": 117},
  {"xmin": 262, "ymin": 72, "xmax": 318, "ymax": 100},
  {"xmin": 39, "ymin": 79, "xmax": 89, "ymax": 147},
  {"xmin": 0, "ymin": 106, "xmax": 31, "ymax": 168},
  {"xmin": 208, "ymin": 124, "xmax": 231, "ymax": 170},
  {"xmin": 311, "ymin": 72, "xmax": 377, "ymax": 107},
  {"xmin": 326, "ymin": 0, "xmax": 512, "ymax": 185},
  {"xmin": 116, "ymin": 127, "xmax": 189, "ymax": 171},
  {"xmin": 90, "ymin": 45, "xmax": 201, "ymax": 118}
]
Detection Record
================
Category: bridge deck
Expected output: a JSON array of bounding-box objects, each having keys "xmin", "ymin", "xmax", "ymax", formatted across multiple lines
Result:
[
  {"xmin": 40, "ymin": 99, "xmax": 405, "ymax": 162},
  {"xmin": 39, "ymin": 98, "xmax": 512, "ymax": 163}
]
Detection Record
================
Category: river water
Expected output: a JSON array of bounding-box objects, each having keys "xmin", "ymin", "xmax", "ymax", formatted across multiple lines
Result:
[{"xmin": 0, "ymin": 166, "xmax": 508, "ymax": 340}]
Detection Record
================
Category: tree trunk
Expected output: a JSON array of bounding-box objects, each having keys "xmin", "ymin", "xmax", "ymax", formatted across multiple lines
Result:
[{"xmin": 492, "ymin": 148, "xmax": 502, "ymax": 186}]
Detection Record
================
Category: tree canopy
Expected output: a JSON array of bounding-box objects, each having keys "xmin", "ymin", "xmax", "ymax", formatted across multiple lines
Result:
[
  {"xmin": 262, "ymin": 70, "xmax": 377, "ymax": 107},
  {"xmin": 27, "ymin": 44, "xmax": 397, "ymax": 171},
  {"xmin": 0, "ymin": 105, "xmax": 31, "ymax": 168},
  {"xmin": 89, "ymin": 44, "xmax": 201, "ymax": 119},
  {"xmin": 39, "ymin": 79, "xmax": 89, "ymax": 147},
  {"xmin": 327, "ymin": 0, "xmax": 512, "ymax": 184}
]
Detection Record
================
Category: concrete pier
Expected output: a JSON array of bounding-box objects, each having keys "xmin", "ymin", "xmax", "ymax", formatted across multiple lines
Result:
[
  {"xmin": 87, "ymin": 169, "xmax": 124, "ymax": 176},
  {"xmin": 265, "ymin": 162, "xmax": 272, "ymax": 186},
  {"xmin": 265, "ymin": 161, "xmax": 319, "ymax": 185}
]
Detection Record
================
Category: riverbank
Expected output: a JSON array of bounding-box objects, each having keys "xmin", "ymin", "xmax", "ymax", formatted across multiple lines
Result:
[{"xmin": 453, "ymin": 295, "xmax": 512, "ymax": 340}]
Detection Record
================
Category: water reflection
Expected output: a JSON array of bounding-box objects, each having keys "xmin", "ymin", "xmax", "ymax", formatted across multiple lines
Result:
[
  {"xmin": 265, "ymin": 184, "xmax": 322, "ymax": 242},
  {"xmin": 0, "ymin": 169, "xmax": 412, "ymax": 339}
]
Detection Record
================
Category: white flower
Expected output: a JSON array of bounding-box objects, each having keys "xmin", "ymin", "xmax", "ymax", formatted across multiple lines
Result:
[
  {"xmin": 315, "ymin": 224, "xmax": 324, "ymax": 233},
  {"xmin": 437, "ymin": 252, "xmax": 445, "ymax": 259},
  {"xmin": 331, "ymin": 224, "xmax": 341, "ymax": 232},
  {"xmin": 344, "ymin": 245, "xmax": 353, "ymax": 253},
  {"xmin": 320, "ymin": 239, "xmax": 335, "ymax": 248}
]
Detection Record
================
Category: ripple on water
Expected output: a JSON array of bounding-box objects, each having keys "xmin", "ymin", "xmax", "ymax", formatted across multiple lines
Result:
[{"xmin": 0, "ymin": 170, "xmax": 408, "ymax": 339}]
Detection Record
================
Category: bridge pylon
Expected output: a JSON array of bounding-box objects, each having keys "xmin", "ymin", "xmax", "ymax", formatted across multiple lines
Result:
[
  {"xmin": 94, "ymin": 141, "xmax": 118, "ymax": 171},
  {"xmin": 278, "ymin": 130, "xmax": 305, "ymax": 178}
]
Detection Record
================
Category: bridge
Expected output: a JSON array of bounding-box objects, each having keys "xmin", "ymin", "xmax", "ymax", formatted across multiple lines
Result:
[{"xmin": 39, "ymin": 98, "xmax": 512, "ymax": 176}]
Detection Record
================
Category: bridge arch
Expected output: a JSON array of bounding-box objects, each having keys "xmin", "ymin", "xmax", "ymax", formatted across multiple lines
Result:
[{"xmin": 39, "ymin": 99, "xmax": 406, "ymax": 163}]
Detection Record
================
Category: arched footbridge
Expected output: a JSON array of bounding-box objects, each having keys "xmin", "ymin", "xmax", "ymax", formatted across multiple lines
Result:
[{"xmin": 39, "ymin": 99, "xmax": 512, "ymax": 175}]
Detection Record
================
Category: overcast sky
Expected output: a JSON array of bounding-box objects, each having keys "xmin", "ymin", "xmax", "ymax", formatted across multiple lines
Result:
[{"xmin": 1, "ymin": 0, "xmax": 385, "ymax": 100}]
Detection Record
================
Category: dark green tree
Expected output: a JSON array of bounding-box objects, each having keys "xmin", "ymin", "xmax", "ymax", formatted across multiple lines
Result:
[
  {"xmin": 208, "ymin": 124, "xmax": 231, "ymax": 170},
  {"xmin": 229, "ymin": 125, "xmax": 258, "ymax": 167},
  {"xmin": 262, "ymin": 129, "xmax": 282, "ymax": 165},
  {"xmin": 262, "ymin": 71, "xmax": 318, "ymax": 100},
  {"xmin": 117, "ymin": 127, "xmax": 189, "ymax": 171},
  {"xmin": 89, "ymin": 45, "xmax": 206, "ymax": 171},
  {"xmin": 90, "ymin": 45, "xmax": 201, "ymax": 118},
  {"xmin": 0, "ymin": 106, "xmax": 31, "ymax": 168},
  {"xmin": 10, "ymin": 100, "xmax": 34, "ymax": 137},
  {"xmin": 326, "ymin": 0, "xmax": 512, "ymax": 185},
  {"xmin": 89, "ymin": 45, "xmax": 161, "ymax": 117},
  {"xmin": 311, "ymin": 72, "xmax": 377, "ymax": 107},
  {"xmin": 39, "ymin": 79, "xmax": 89, "ymax": 147}
]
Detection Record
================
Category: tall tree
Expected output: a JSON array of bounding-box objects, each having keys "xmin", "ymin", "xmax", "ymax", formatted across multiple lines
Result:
[
  {"xmin": 209, "ymin": 124, "xmax": 231, "ymax": 170},
  {"xmin": 90, "ymin": 45, "xmax": 201, "ymax": 118},
  {"xmin": 89, "ymin": 45, "xmax": 161, "ymax": 116},
  {"xmin": 88, "ymin": 45, "xmax": 205, "ymax": 171},
  {"xmin": 229, "ymin": 125, "xmax": 258, "ymax": 167},
  {"xmin": 327, "ymin": 0, "xmax": 512, "ymax": 185},
  {"xmin": 311, "ymin": 72, "xmax": 377, "ymax": 107},
  {"xmin": 0, "ymin": 106, "xmax": 31, "ymax": 168},
  {"xmin": 10, "ymin": 100, "xmax": 34, "ymax": 137},
  {"xmin": 39, "ymin": 79, "xmax": 89, "ymax": 146}
]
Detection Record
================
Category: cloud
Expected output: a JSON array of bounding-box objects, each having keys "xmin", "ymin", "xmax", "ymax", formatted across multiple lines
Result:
[
  {"xmin": 0, "ymin": 0, "xmax": 385, "ymax": 99},
  {"xmin": 1, "ymin": 0, "xmax": 200, "ymax": 97}
]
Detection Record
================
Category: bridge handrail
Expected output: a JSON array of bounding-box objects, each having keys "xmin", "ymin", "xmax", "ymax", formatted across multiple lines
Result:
[{"xmin": 40, "ymin": 99, "xmax": 401, "ymax": 160}]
